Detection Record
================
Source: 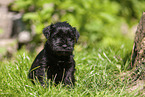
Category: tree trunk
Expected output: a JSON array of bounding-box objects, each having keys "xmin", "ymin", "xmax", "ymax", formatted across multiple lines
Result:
[{"xmin": 131, "ymin": 12, "xmax": 145, "ymax": 81}]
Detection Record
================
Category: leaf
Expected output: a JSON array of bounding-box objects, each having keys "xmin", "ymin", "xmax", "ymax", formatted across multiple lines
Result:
[
  {"xmin": 99, "ymin": 12, "xmax": 116, "ymax": 23},
  {"xmin": 23, "ymin": 13, "xmax": 39, "ymax": 21}
]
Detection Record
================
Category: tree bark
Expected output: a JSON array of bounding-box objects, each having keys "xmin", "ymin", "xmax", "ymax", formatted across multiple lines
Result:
[{"xmin": 131, "ymin": 12, "xmax": 145, "ymax": 81}]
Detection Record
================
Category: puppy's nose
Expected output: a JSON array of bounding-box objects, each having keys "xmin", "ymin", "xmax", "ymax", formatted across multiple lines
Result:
[{"xmin": 62, "ymin": 44, "xmax": 67, "ymax": 48}]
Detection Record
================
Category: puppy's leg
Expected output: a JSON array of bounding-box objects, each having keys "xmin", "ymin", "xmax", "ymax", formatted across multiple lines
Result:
[
  {"xmin": 64, "ymin": 65, "xmax": 75, "ymax": 87},
  {"xmin": 28, "ymin": 50, "xmax": 48, "ymax": 86},
  {"xmin": 28, "ymin": 64, "xmax": 48, "ymax": 86}
]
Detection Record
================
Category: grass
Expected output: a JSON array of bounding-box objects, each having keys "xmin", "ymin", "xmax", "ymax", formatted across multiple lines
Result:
[{"xmin": 0, "ymin": 43, "xmax": 143, "ymax": 96}]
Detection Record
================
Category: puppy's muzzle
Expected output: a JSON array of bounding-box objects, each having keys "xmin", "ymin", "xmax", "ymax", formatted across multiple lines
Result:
[{"xmin": 55, "ymin": 50, "xmax": 73, "ymax": 56}]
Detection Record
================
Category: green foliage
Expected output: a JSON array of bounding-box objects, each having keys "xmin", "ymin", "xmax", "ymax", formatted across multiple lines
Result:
[
  {"xmin": 0, "ymin": 45, "xmax": 141, "ymax": 96},
  {"xmin": 13, "ymin": 0, "xmax": 121, "ymax": 34},
  {"xmin": 112, "ymin": 0, "xmax": 145, "ymax": 25},
  {"xmin": 11, "ymin": 0, "xmax": 145, "ymax": 49}
]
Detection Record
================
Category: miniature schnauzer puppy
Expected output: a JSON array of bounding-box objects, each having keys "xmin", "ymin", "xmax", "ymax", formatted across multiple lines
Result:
[{"xmin": 28, "ymin": 22, "xmax": 79, "ymax": 87}]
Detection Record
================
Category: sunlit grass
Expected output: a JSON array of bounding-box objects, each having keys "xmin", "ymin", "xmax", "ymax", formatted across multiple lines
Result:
[{"xmin": 0, "ymin": 43, "xmax": 139, "ymax": 96}]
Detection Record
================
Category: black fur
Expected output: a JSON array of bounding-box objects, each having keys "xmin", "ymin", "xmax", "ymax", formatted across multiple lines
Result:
[{"xmin": 28, "ymin": 22, "xmax": 79, "ymax": 87}]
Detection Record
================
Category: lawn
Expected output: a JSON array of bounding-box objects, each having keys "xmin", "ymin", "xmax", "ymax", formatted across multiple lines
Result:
[{"xmin": 0, "ymin": 43, "xmax": 143, "ymax": 97}]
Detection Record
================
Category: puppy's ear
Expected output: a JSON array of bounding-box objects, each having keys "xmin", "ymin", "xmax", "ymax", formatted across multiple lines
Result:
[
  {"xmin": 73, "ymin": 27, "xmax": 80, "ymax": 43},
  {"xmin": 43, "ymin": 24, "xmax": 54, "ymax": 39}
]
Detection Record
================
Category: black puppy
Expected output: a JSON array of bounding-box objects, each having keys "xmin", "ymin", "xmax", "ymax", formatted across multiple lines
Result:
[{"xmin": 28, "ymin": 22, "xmax": 79, "ymax": 87}]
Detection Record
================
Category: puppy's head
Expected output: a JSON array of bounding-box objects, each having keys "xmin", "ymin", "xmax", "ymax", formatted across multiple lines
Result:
[{"xmin": 43, "ymin": 22, "xmax": 79, "ymax": 56}]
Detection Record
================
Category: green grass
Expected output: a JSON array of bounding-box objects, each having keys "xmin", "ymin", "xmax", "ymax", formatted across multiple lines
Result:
[{"xmin": 0, "ymin": 43, "xmax": 142, "ymax": 97}]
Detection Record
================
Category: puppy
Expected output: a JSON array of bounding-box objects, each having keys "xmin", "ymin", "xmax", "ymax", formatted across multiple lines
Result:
[{"xmin": 28, "ymin": 22, "xmax": 79, "ymax": 87}]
